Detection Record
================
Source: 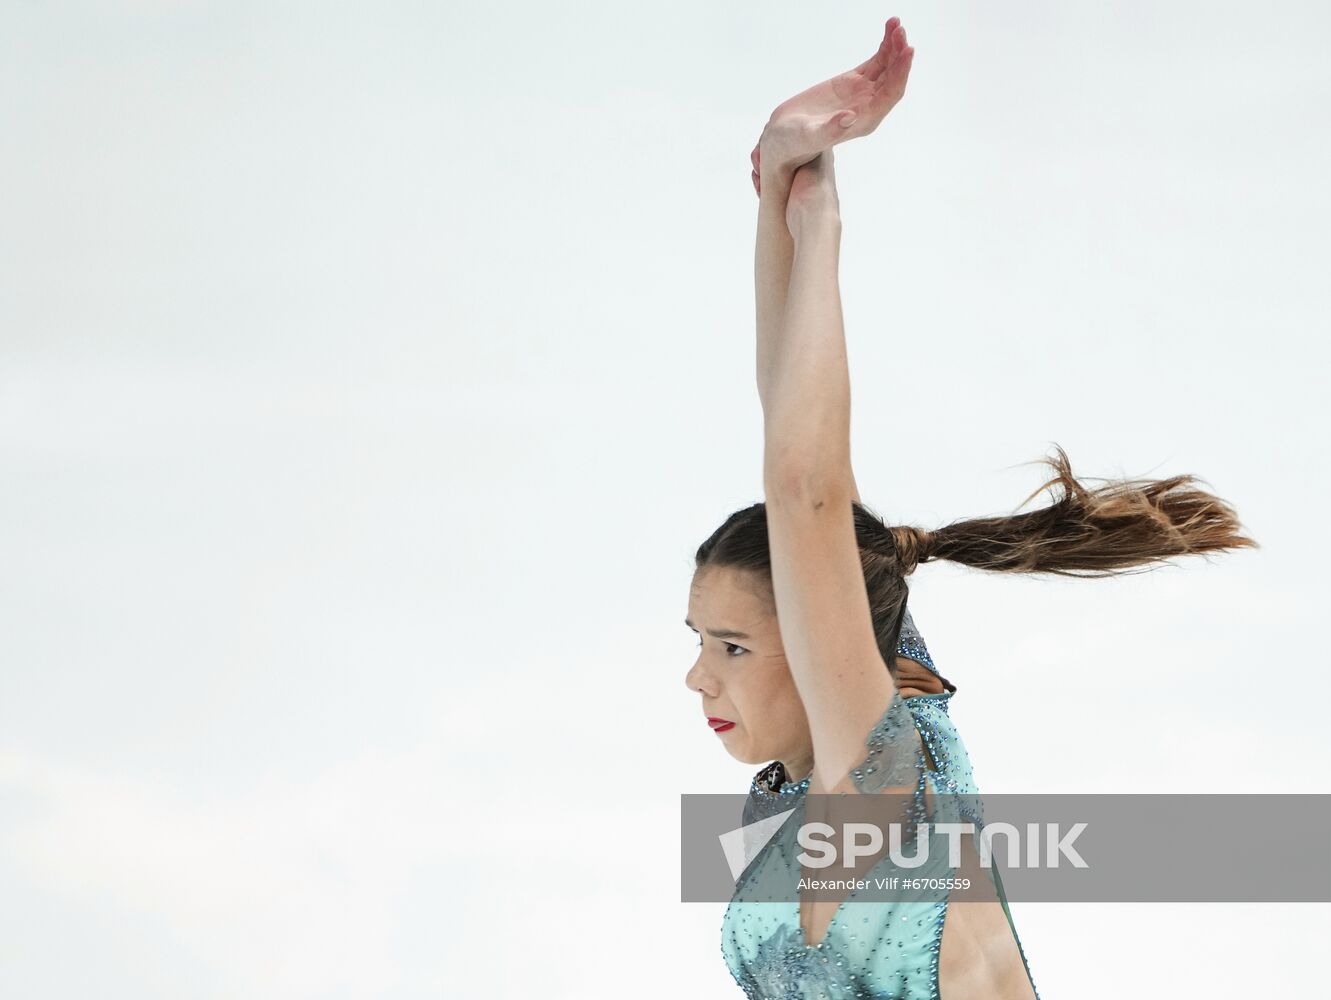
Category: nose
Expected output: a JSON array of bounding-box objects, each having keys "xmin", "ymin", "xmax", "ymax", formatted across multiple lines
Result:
[{"xmin": 685, "ymin": 655, "xmax": 716, "ymax": 696}]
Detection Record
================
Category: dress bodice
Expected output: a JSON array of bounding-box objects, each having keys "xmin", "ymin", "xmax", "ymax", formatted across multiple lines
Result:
[{"xmin": 718, "ymin": 609, "xmax": 1040, "ymax": 1000}]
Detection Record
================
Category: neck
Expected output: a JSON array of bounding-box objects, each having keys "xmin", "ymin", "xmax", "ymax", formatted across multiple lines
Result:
[{"xmin": 781, "ymin": 749, "xmax": 814, "ymax": 785}]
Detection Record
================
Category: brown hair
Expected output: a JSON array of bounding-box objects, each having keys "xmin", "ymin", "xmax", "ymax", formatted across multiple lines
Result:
[{"xmin": 693, "ymin": 444, "xmax": 1257, "ymax": 673}]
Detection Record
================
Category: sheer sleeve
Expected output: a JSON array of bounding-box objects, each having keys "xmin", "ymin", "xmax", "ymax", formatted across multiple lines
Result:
[
  {"xmin": 848, "ymin": 690, "xmax": 924, "ymax": 793},
  {"xmin": 845, "ymin": 689, "xmax": 948, "ymax": 847}
]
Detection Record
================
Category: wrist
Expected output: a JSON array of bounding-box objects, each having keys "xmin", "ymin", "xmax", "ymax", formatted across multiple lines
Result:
[
  {"xmin": 789, "ymin": 206, "xmax": 842, "ymax": 244},
  {"xmin": 791, "ymin": 202, "xmax": 842, "ymax": 227},
  {"xmin": 757, "ymin": 131, "xmax": 799, "ymax": 182},
  {"xmin": 758, "ymin": 163, "xmax": 796, "ymax": 201}
]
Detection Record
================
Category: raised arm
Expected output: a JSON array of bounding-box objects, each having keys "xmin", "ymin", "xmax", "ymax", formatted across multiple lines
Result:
[
  {"xmin": 752, "ymin": 147, "xmax": 863, "ymax": 503},
  {"xmin": 748, "ymin": 17, "xmax": 919, "ymax": 797},
  {"xmin": 760, "ymin": 151, "xmax": 853, "ymax": 490},
  {"xmin": 753, "ymin": 16, "xmax": 913, "ymax": 502},
  {"xmin": 757, "ymin": 149, "xmax": 909, "ymax": 796}
]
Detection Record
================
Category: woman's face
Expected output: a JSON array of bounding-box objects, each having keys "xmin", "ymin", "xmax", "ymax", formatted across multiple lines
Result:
[{"xmin": 683, "ymin": 565, "xmax": 812, "ymax": 775}]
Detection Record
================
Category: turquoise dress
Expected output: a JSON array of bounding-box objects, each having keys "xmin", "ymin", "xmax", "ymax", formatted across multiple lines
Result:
[{"xmin": 720, "ymin": 609, "xmax": 1041, "ymax": 1000}]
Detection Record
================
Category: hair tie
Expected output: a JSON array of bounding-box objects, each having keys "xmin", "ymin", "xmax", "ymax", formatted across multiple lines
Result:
[{"xmin": 889, "ymin": 525, "xmax": 932, "ymax": 574}]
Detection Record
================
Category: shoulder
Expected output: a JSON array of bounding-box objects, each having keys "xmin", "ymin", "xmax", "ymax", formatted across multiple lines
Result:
[
  {"xmin": 896, "ymin": 608, "xmax": 958, "ymax": 693},
  {"xmin": 892, "ymin": 655, "xmax": 949, "ymax": 698}
]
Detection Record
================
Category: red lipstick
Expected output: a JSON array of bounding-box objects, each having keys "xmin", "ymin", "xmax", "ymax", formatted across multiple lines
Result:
[{"xmin": 707, "ymin": 717, "xmax": 736, "ymax": 733}]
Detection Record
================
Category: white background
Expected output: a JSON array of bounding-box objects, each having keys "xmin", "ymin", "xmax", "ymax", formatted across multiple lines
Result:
[{"xmin": 2, "ymin": 1, "xmax": 1328, "ymax": 997}]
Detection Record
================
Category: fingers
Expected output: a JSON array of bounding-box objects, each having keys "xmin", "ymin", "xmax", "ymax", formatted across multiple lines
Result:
[
  {"xmin": 862, "ymin": 18, "xmax": 910, "ymax": 81},
  {"xmin": 871, "ymin": 29, "xmax": 915, "ymax": 100},
  {"xmin": 895, "ymin": 23, "xmax": 914, "ymax": 65},
  {"xmin": 878, "ymin": 16, "xmax": 901, "ymax": 61}
]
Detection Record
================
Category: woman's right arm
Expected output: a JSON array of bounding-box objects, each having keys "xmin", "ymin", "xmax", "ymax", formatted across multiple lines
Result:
[
  {"xmin": 753, "ymin": 155, "xmax": 797, "ymax": 416},
  {"xmin": 757, "ymin": 151, "xmax": 872, "ymax": 499}
]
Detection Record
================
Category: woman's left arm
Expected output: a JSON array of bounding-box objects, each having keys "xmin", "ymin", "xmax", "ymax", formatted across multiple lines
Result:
[{"xmin": 759, "ymin": 153, "xmax": 907, "ymax": 794}]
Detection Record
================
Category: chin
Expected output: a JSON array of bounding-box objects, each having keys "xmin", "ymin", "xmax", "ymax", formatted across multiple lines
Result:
[{"xmin": 722, "ymin": 739, "xmax": 764, "ymax": 767}]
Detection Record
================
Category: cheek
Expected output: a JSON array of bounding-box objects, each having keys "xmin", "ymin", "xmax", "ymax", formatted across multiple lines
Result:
[
  {"xmin": 741, "ymin": 678, "xmax": 804, "ymax": 741},
  {"xmin": 770, "ymin": 692, "xmax": 806, "ymax": 734},
  {"xmin": 728, "ymin": 658, "xmax": 801, "ymax": 732}
]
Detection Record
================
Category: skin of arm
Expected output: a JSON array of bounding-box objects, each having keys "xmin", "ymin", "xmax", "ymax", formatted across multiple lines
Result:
[
  {"xmin": 754, "ymin": 17, "xmax": 914, "ymax": 507},
  {"xmin": 754, "ymin": 166, "xmax": 937, "ymax": 703},
  {"xmin": 753, "ymin": 161, "xmax": 795, "ymax": 415},
  {"xmin": 762, "ymin": 207, "xmax": 852, "ymax": 486},
  {"xmin": 758, "ymin": 156, "xmax": 911, "ymax": 794},
  {"xmin": 754, "ymin": 167, "xmax": 863, "ymax": 503}
]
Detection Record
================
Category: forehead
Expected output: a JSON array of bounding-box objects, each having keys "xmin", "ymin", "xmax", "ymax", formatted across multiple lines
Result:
[{"xmin": 688, "ymin": 566, "xmax": 773, "ymax": 623}]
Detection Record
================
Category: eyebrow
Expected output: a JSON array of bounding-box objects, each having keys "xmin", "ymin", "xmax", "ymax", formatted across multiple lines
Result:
[{"xmin": 683, "ymin": 618, "xmax": 751, "ymax": 640}]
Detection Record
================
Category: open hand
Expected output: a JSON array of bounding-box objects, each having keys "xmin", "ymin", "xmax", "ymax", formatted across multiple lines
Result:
[{"xmin": 751, "ymin": 17, "xmax": 916, "ymax": 194}]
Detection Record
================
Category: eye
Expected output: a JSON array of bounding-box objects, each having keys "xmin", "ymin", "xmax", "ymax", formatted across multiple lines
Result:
[{"xmin": 696, "ymin": 637, "xmax": 746, "ymax": 657}]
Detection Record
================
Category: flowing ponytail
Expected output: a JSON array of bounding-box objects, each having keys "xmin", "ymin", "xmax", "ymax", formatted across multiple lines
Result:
[
  {"xmin": 861, "ymin": 444, "xmax": 1258, "ymax": 578},
  {"xmin": 693, "ymin": 444, "xmax": 1256, "ymax": 683}
]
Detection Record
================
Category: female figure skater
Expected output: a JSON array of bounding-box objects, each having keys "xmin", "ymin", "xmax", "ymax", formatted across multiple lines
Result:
[{"xmin": 684, "ymin": 17, "xmax": 1256, "ymax": 999}]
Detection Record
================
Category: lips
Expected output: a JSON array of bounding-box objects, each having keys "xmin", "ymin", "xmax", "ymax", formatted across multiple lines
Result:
[{"xmin": 707, "ymin": 717, "xmax": 736, "ymax": 733}]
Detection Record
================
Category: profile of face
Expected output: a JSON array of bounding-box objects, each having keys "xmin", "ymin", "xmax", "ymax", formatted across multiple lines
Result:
[
  {"xmin": 685, "ymin": 565, "xmax": 946, "ymax": 779},
  {"xmin": 684, "ymin": 565, "xmax": 812, "ymax": 772}
]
